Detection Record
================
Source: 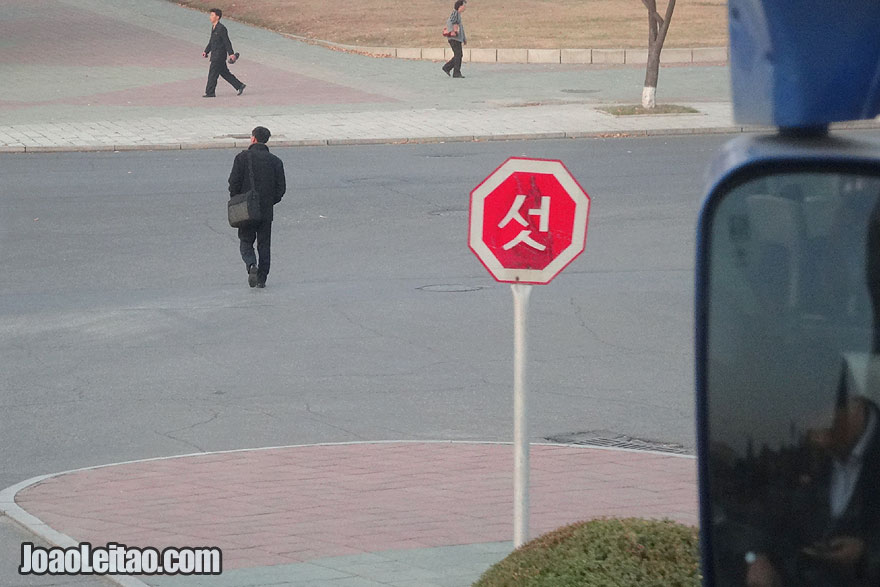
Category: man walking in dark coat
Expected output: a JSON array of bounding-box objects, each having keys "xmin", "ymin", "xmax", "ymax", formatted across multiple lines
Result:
[
  {"xmin": 228, "ymin": 126, "xmax": 286, "ymax": 288},
  {"xmin": 202, "ymin": 8, "xmax": 245, "ymax": 98}
]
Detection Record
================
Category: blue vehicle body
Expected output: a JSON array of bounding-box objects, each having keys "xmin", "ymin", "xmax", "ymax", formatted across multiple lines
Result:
[
  {"xmin": 729, "ymin": 0, "xmax": 880, "ymax": 128},
  {"xmin": 697, "ymin": 1, "xmax": 880, "ymax": 583},
  {"xmin": 695, "ymin": 134, "xmax": 880, "ymax": 585}
]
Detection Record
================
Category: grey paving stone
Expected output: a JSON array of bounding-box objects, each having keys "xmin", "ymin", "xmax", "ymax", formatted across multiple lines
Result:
[
  {"xmin": 144, "ymin": 543, "xmax": 513, "ymax": 587},
  {"xmin": 421, "ymin": 577, "xmax": 485, "ymax": 587},
  {"xmin": 148, "ymin": 561, "xmax": 353, "ymax": 586},
  {"xmin": 377, "ymin": 543, "xmax": 511, "ymax": 577},
  {"xmin": 319, "ymin": 560, "xmax": 444, "ymax": 583},
  {"xmin": 321, "ymin": 579, "xmax": 389, "ymax": 587}
]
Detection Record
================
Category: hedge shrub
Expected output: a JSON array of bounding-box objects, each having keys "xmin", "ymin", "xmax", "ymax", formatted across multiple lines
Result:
[{"xmin": 473, "ymin": 518, "xmax": 700, "ymax": 587}]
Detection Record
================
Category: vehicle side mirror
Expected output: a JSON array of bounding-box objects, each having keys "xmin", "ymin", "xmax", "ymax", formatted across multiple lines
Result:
[{"xmin": 696, "ymin": 134, "xmax": 880, "ymax": 586}]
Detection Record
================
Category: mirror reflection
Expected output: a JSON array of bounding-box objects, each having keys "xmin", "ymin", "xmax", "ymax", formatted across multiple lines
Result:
[{"xmin": 706, "ymin": 171, "xmax": 880, "ymax": 586}]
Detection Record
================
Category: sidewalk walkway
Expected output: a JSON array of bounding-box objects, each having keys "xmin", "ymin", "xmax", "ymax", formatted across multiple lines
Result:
[
  {"xmin": 3, "ymin": 442, "xmax": 697, "ymax": 587},
  {"xmin": 0, "ymin": 0, "xmax": 751, "ymax": 153}
]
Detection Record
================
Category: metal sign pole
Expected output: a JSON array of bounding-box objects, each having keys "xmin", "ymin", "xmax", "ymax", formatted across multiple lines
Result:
[
  {"xmin": 469, "ymin": 157, "xmax": 590, "ymax": 550},
  {"xmin": 511, "ymin": 282, "xmax": 532, "ymax": 548}
]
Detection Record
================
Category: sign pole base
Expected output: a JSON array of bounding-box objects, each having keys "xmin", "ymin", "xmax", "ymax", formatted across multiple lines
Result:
[{"xmin": 512, "ymin": 282, "xmax": 532, "ymax": 548}]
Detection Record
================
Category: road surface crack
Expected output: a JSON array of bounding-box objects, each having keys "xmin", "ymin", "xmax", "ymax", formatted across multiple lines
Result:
[{"xmin": 156, "ymin": 409, "xmax": 221, "ymax": 453}]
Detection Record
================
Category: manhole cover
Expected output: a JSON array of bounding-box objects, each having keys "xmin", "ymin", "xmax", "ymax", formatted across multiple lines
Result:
[
  {"xmin": 545, "ymin": 431, "xmax": 689, "ymax": 454},
  {"xmin": 215, "ymin": 134, "xmax": 286, "ymax": 140},
  {"xmin": 346, "ymin": 177, "xmax": 384, "ymax": 185},
  {"xmin": 417, "ymin": 284, "xmax": 485, "ymax": 293},
  {"xmin": 429, "ymin": 208, "xmax": 468, "ymax": 216}
]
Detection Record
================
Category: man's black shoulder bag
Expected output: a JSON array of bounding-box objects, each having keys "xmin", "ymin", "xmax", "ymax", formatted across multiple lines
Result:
[{"xmin": 227, "ymin": 151, "xmax": 262, "ymax": 228}]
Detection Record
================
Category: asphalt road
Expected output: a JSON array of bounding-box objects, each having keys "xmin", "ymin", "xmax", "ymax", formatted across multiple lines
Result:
[{"xmin": 0, "ymin": 135, "xmax": 725, "ymax": 584}]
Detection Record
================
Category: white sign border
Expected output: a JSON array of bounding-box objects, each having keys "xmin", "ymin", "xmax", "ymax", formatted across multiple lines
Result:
[{"xmin": 469, "ymin": 158, "xmax": 590, "ymax": 285}]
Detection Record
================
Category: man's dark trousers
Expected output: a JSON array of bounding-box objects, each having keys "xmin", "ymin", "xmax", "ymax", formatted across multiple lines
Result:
[
  {"xmin": 446, "ymin": 40, "xmax": 463, "ymax": 76},
  {"xmin": 239, "ymin": 220, "xmax": 271, "ymax": 282},
  {"xmin": 206, "ymin": 59, "xmax": 243, "ymax": 96}
]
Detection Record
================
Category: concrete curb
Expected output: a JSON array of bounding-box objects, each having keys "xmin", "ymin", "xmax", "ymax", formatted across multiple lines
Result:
[
  {"xmin": 2, "ymin": 131, "xmax": 706, "ymax": 153},
  {"xmin": 5, "ymin": 120, "xmax": 879, "ymax": 154},
  {"xmin": 281, "ymin": 33, "xmax": 729, "ymax": 65}
]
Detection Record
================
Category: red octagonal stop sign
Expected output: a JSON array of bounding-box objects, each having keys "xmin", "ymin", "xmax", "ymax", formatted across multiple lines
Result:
[{"xmin": 469, "ymin": 157, "xmax": 591, "ymax": 284}]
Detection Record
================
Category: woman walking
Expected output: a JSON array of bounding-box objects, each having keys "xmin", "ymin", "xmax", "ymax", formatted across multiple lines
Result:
[{"xmin": 442, "ymin": 0, "xmax": 467, "ymax": 78}]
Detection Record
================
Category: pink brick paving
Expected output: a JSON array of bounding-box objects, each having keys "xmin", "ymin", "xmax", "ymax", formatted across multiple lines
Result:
[
  {"xmin": 14, "ymin": 443, "xmax": 697, "ymax": 571},
  {"xmin": 0, "ymin": 3, "xmax": 204, "ymax": 69},
  {"xmin": 0, "ymin": 0, "xmax": 393, "ymax": 108},
  {"xmin": 53, "ymin": 65, "xmax": 393, "ymax": 108}
]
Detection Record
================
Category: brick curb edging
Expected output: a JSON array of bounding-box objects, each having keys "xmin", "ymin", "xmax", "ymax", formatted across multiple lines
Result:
[
  {"xmin": 1, "ymin": 474, "xmax": 148, "ymax": 587},
  {"xmin": 1, "ymin": 440, "xmax": 692, "ymax": 586},
  {"xmin": 281, "ymin": 33, "xmax": 728, "ymax": 65},
  {"xmin": 4, "ymin": 120, "xmax": 880, "ymax": 153}
]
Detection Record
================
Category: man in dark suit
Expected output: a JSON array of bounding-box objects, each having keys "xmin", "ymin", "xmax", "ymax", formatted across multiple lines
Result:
[
  {"xmin": 746, "ymin": 392, "xmax": 880, "ymax": 586},
  {"xmin": 228, "ymin": 126, "xmax": 285, "ymax": 288},
  {"xmin": 202, "ymin": 8, "xmax": 245, "ymax": 98}
]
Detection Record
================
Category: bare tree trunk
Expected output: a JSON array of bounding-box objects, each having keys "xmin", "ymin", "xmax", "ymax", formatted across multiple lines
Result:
[{"xmin": 642, "ymin": 0, "xmax": 676, "ymax": 108}]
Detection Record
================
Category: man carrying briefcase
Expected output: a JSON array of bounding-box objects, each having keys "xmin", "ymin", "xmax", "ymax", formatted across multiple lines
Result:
[{"xmin": 228, "ymin": 126, "xmax": 286, "ymax": 288}]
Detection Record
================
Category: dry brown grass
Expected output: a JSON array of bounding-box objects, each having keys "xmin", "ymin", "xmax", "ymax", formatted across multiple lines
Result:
[{"xmin": 173, "ymin": 0, "xmax": 727, "ymax": 49}]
